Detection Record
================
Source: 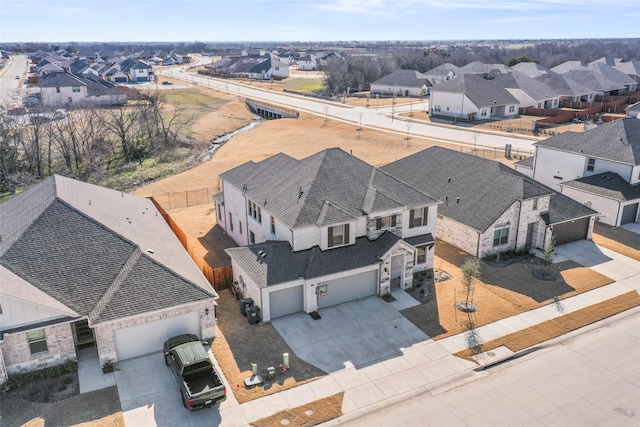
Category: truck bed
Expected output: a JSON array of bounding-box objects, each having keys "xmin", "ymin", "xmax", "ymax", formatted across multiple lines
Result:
[{"xmin": 184, "ymin": 372, "xmax": 223, "ymax": 396}]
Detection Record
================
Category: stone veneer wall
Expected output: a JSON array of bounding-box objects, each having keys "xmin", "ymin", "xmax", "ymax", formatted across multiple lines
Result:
[{"xmin": 436, "ymin": 215, "xmax": 480, "ymax": 256}]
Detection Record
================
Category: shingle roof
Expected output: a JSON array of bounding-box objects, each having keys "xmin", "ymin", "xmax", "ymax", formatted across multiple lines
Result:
[
  {"xmin": 220, "ymin": 148, "xmax": 439, "ymax": 229},
  {"xmin": 425, "ymin": 63, "xmax": 462, "ymax": 76},
  {"xmin": 535, "ymin": 118, "xmax": 640, "ymax": 165},
  {"xmin": 511, "ymin": 62, "xmax": 552, "ymax": 78},
  {"xmin": 494, "ymin": 71, "xmax": 559, "ymax": 102},
  {"xmin": 381, "ymin": 147, "xmax": 554, "ymax": 232},
  {"xmin": 431, "ymin": 74, "xmax": 519, "ymax": 108},
  {"xmin": 545, "ymin": 192, "xmax": 598, "ymax": 225},
  {"xmin": 38, "ymin": 71, "xmax": 86, "ymax": 88},
  {"xmin": 226, "ymin": 232, "xmax": 403, "ymax": 287},
  {"xmin": 371, "ymin": 69, "xmax": 432, "ymax": 88},
  {"xmin": 534, "ymin": 73, "xmax": 596, "ymax": 98},
  {"xmin": 616, "ymin": 61, "xmax": 640, "ymax": 77},
  {"xmin": 562, "ymin": 69, "xmax": 626, "ymax": 93},
  {"xmin": 515, "ymin": 156, "xmax": 535, "ymax": 168},
  {"xmin": 561, "ymin": 172, "xmax": 640, "ymax": 202},
  {"xmin": 0, "ymin": 175, "xmax": 215, "ymax": 325}
]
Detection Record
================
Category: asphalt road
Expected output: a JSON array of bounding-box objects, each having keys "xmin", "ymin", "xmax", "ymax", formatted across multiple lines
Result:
[
  {"xmin": 337, "ymin": 308, "xmax": 640, "ymax": 427},
  {"xmin": 159, "ymin": 60, "xmax": 541, "ymax": 153},
  {"xmin": 0, "ymin": 55, "xmax": 28, "ymax": 104}
]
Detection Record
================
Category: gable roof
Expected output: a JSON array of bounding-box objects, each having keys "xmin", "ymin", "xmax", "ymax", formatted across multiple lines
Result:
[
  {"xmin": 494, "ymin": 70, "xmax": 559, "ymax": 101},
  {"xmin": 226, "ymin": 232, "xmax": 410, "ymax": 287},
  {"xmin": 371, "ymin": 69, "xmax": 432, "ymax": 88},
  {"xmin": 511, "ymin": 62, "xmax": 552, "ymax": 78},
  {"xmin": 535, "ymin": 117, "xmax": 640, "ymax": 165},
  {"xmin": 0, "ymin": 176, "xmax": 215, "ymax": 325},
  {"xmin": 381, "ymin": 146, "xmax": 554, "ymax": 232},
  {"xmin": 431, "ymin": 73, "xmax": 519, "ymax": 109},
  {"xmin": 425, "ymin": 63, "xmax": 462, "ymax": 76},
  {"xmin": 37, "ymin": 71, "xmax": 86, "ymax": 88},
  {"xmin": 562, "ymin": 69, "xmax": 627, "ymax": 93},
  {"xmin": 616, "ymin": 61, "xmax": 640, "ymax": 77},
  {"xmin": 220, "ymin": 148, "xmax": 439, "ymax": 229},
  {"xmin": 534, "ymin": 72, "xmax": 596, "ymax": 98}
]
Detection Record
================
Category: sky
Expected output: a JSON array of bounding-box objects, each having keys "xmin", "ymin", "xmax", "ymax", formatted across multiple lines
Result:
[{"xmin": 1, "ymin": 0, "xmax": 639, "ymax": 43}]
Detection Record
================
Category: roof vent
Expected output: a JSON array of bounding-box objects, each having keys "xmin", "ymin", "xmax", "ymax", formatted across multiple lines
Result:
[
  {"xmin": 448, "ymin": 177, "xmax": 451, "ymax": 183},
  {"xmin": 298, "ymin": 187, "xmax": 304, "ymax": 200},
  {"xmin": 258, "ymin": 250, "xmax": 267, "ymax": 258},
  {"xmin": 456, "ymin": 197, "xmax": 460, "ymax": 204},
  {"xmin": 147, "ymin": 248, "xmax": 154, "ymax": 254}
]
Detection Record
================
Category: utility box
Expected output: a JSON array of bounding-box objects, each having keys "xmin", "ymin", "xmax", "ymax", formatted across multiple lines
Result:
[{"xmin": 247, "ymin": 306, "xmax": 261, "ymax": 324}]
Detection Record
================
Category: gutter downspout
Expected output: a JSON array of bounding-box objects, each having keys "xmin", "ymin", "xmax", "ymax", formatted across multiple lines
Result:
[{"xmin": 514, "ymin": 200, "xmax": 522, "ymax": 251}]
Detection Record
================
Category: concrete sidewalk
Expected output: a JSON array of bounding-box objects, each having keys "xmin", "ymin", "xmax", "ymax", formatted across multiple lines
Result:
[{"xmin": 220, "ymin": 240, "xmax": 640, "ymax": 426}]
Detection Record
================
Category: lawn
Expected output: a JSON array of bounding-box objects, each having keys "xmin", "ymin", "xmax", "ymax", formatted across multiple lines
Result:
[{"xmin": 401, "ymin": 240, "xmax": 615, "ymax": 340}]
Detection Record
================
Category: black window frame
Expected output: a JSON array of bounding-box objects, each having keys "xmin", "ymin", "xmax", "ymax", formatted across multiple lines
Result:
[
  {"xmin": 328, "ymin": 223, "xmax": 350, "ymax": 248},
  {"xmin": 409, "ymin": 207, "xmax": 429, "ymax": 229}
]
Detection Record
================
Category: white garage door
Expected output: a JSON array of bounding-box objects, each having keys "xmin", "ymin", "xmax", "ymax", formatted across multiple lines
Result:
[
  {"xmin": 319, "ymin": 270, "xmax": 378, "ymax": 308},
  {"xmin": 114, "ymin": 311, "xmax": 200, "ymax": 360},
  {"xmin": 269, "ymin": 285, "xmax": 304, "ymax": 319}
]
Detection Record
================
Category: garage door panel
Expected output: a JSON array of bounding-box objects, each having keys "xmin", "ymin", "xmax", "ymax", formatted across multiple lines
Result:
[
  {"xmin": 269, "ymin": 286, "xmax": 303, "ymax": 319},
  {"xmin": 319, "ymin": 270, "xmax": 378, "ymax": 308},
  {"xmin": 621, "ymin": 203, "xmax": 639, "ymax": 225},
  {"xmin": 114, "ymin": 311, "xmax": 200, "ymax": 360},
  {"xmin": 553, "ymin": 218, "xmax": 589, "ymax": 246}
]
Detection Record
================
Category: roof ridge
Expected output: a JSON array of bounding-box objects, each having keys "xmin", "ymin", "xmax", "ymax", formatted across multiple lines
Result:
[{"xmin": 89, "ymin": 248, "xmax": 141, "ymax": 322}]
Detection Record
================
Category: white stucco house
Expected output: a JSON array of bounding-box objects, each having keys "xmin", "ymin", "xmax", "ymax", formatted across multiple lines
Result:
[
  {"xmin": 0, "ymin": 176, "xmax": 218, "ymax": 383},
  {"xmin": 494, "ymin": 70, "xmax": 561, "ymax": 109},
  {"xmin": 215, "ymin": 148, "xmax": 440, "ymax": 322},
  {"xmin": 429, "ymin": 74, "xmax": 520, "ymax": 121},
  {"xmin": 370, "ymin": 69, "xmax": 433, "ymax": 97},
  {"xmin": 520, "ymin": 117, "xmax": 640, "ymax": 226},
  {"xmin": 248, "ymin": 57, "xmax": 290, "ymax": 80},
  {"xmin": 37, "ymin": 72, "xmax": 127, "ymax": 107},
  {"xmin": 383, "ymin": 147, "xmax": 597, "ymax": 257}
]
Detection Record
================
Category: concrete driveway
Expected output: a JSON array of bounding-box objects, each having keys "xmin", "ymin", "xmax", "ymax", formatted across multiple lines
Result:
[
  {"xmin": 114, "ymin": 352, "xmax": 224, "ymax": 427},
  {"xmin": 555, "ymin": 240, "xmax": 640, "ymax": 283},
  {"xmin": 272, "ymin": 296, "xmax": 430, "ymax": 373}
]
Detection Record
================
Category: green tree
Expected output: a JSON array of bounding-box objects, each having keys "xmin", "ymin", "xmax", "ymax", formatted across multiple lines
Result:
[{"xmin": 461, "ymin": 257, "xmax": 481, "ymax": 305}]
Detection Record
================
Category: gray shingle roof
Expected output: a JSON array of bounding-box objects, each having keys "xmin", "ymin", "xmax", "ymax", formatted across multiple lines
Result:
[
  {"xmin": 225, "ymin": 232, "xmax": 403, "ymax": 288},
  {"xmin": 220, "ymin": 148, "xmax": 439, "ymax": 229},
  {"xmin": 38, "ymin": 71, "xmax": 86, "ymax": 88},
  {"xmin": 371, "ymin": 69, "xmax": 432, "ymax": 88},
  {"xmin": 562, "ymin": 69, "xmax": 626, "ymax": 93},
  {"xmin": 534, "ymin": 73, "xmax": 596, "ymax": 98},
  {"xmin": 494, "ymin": 71, "xmax": 559, "ymax": 102},
  {"xmin": 0, "ymin": 175, "xmax": 215, "ymax": 324},
  {"xmin": 381, "ymin": 147, "xmax": 554, "ymax": 232},
  {"xmin": 511, "ymin": 62, "xmax": 552, "ymax": 78},
  {"xmin": 431, "ymin": 74, "xmax": 519, "ymax": 109},
  {"xmin": 535, "ymin": 118, "xmax": 640, "ymax": 165},
  {"xmin": 425, "ymin": 63, "xmax": 462, "ymax": 76},
  {"xmin": 561, "ymin": 172, "xmax": 640, "ymax": 202},
  {"xmin": 515, "ymin": 156, "xmax": 535, "ymax": 168},
  {"xmin": 545, "ymin": 192, "xmax": 598, "ymax": 225},
  {"xmin": 616, "ymin": 61, "xmax": 640, "ymax": 77}
]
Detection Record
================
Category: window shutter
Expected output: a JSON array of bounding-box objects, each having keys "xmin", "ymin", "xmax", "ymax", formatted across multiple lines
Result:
[
  {"xmin": 409, "ymin": 210, "xmax": 415, "ymax": 228},
  {"xmin": 328, "ymin": 227, "xmax": 334, "ymax": 247},
  {"xmin": 344, "ymin": 224, "xmax": 350, "ymax": 244}
]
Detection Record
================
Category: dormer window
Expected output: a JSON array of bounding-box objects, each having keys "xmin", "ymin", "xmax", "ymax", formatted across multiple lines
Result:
[
  {"xmin": 328, "ymin": 224, "xmax": 350, "ymax": 248},
  {"xmin": 586, "ymin": 158, "xmax": 596, "ymax": 172},
  {"xmin": 409, "ymin": 207, "xmax": 429, "ymax": 229}
]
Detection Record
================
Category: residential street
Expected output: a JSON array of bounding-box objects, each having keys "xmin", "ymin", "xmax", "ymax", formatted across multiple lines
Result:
[
  {"xmin": 333, "ymin": 307, "xmax": 640, "ymax": 427},
  {"xmin": 158, "ymin": 62, "xmax": 541, "ymax": 153}
]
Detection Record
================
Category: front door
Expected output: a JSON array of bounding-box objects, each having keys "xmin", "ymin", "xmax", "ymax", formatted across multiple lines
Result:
[
  {"xmin": 390, "ymin": 254, "xmax": 404, "ymax": 289},
  {"xmin": 73, "ymin": 319, "xmax": 96, "ymax": 350}
]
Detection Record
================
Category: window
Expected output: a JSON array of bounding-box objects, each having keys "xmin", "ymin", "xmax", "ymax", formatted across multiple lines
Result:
[
  {"xmin": 508, "ymin": 105, "xmax": 515, "ymax": 113},
  {"xmin": 376, "ymin": 215, "xmax": 397, "ymax": 230},
  {"xmin": 586, "ymin": 158, "xmax": 596, "ymax": 172},
  {"xmin": 248, "ymin": 200, "xmax": 262, "ymax": 223},
  {"xmin": 239, "ymin": 221, "xmax": 243, "ymax": 235},
  {"xmin": 416, "ymin": 246, "xmax": 427, "ymax": 264},
  {"xmin": 56, "ymin": 87, "xmax": 60, "ymax": 93},
  {"xmin": 409, "ymin": 207, "xmax": 429, "ymax": 229},
  {"xmin": 328, "ymin": 224, "xmax": 350, "ymax": 248},
  {"xmin": 249, "ymin": 231, "xmax": 255, "ymax": 244},
  {"xmin": 228, "ymin": 213, "xmax": 233, "ymax": 231},
  {"xmin": 493, "ymin": 226, "xmax": 509, "ymax": 247},
  {"xmin": 72, "ymin": 86, "xmax": 81, "ymax": 93},
  {"xmin": 27, "ymin": 329, "xmax": 48, "ymax": 354},
  {"xmin": 532, "ymin": 198, "xmax": 538, "ymax": 210},
  {"xmin": 270, "ymin": 216, "xmax": 276, "ymax": 234},
  {"xmin": 480, "ymin": 109, "xmax": 487, "ymax": 117},
  {"xmin": 217, "ymin": 204, "xmax": 222, "ymax": 220}
]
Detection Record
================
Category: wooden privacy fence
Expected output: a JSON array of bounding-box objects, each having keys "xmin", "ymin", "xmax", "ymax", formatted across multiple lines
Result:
[
  {"xmin": 152, "ymin": 187, "xmax": 218, "ymax": 211},
  {"xmin": 150, "ymin": 197, "xmax": 233, "ymax": 292}
]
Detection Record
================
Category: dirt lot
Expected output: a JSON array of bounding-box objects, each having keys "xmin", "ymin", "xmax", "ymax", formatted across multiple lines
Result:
[
  {"xmin": 251, "ymin": 392, "xmax": 344, "ymax": 427},
  {"xmin": 212, "ymin": 292, "xmax": 325, "ymax": 404},
  {"xmin": 592, "ymin": 222, "xmax": 640, "ymax": 262},
  {"xmin": 1, "ymin": 386, "xmax": 124, "ymax": 427},
  {"xmin": 401, "ymin": 240, "xmax": 614, "ymax": 340}
]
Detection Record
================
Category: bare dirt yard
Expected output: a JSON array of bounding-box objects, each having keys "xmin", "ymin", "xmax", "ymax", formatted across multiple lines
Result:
[
  {"xmin": 401, "ymin": 240, "xmax": 615, "ymax": 340},
  {"xmin": 592, "ymin": 222, "xmax": 640, "ymax": 262},
  {"xmin": 211, "ymin": 292, "xmax": 325, "ymax": 404},
  {"xmin": 250, "ymin": 392, "xmax": 344, "ymax": 427}
]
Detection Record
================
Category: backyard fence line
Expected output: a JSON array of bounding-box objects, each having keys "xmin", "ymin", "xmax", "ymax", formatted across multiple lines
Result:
[
  {"xmin": 151, "ymin": 187, "xmax": 218, "ymax": 211},
  {"xmin": 150, "ymin": 197, "xmax": 232, "ymax": 292}
]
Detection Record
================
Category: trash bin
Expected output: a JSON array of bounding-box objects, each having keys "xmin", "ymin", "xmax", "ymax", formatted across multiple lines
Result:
[
  {"xmin": 266, "ymin": 366, "xmax": 276, "ymax": 381},
  {"xmin": 247, "ymin": 306, "xmax": 261, "ymax": 324},
  {"xmin": 239, "ymin": 298, "xmax": 253, "ymax": 316}
]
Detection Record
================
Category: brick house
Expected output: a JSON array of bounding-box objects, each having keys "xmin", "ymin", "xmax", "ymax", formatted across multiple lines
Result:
[
  {"xmin": 0, "ymin": 176, "xmax": 217, "ymax": 382},
  {"xmin": 382, "ymin": 147, "xmax": 597, "ymax": 257},
  {"xmin": 215, "ymin": 148, "xmax": 440, "ymax": 322}
]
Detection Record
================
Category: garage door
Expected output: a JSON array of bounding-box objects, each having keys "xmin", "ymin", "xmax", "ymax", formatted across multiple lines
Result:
[
  {"xmin": 269, "ymin": 285, "xmax": 304, "ymax": 319},
  {"xmin": 319, "ymin": 269, "xmax": 378, "ymax": 308},
  {"xmin": 621, "ymin": 203, "xmax": 639, "ymax": 225},
  {"xmin": 114, "ymin": 311, "xmax": 200, "ymax": 360},
  {"xmin": 552, "ymin": 218, "xmax": 590, "ymax": 246}
]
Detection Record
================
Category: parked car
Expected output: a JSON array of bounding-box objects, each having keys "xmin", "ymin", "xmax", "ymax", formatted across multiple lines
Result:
[
  {"xmin": 163, "ymin": 334, "xmax": 226, "ymax": 410},
  {"xmin": 53, "ymin": 109, "xmax": 67, "ymax": 120},
  {"xmin": 15, "ymin": 75, "xmax": 20, "ymax": 79},
  {"xmin": 162, "ymin": 81, "xmax": 173, "ymax": 85}
]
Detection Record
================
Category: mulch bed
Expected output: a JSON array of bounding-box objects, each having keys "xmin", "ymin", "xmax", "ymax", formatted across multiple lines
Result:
[
  {"xmin": 455, "ymin": 291, "xmax": 640, "ymax": 362},
  {"xmin": 211, "ymin": 291, "xmax": 326, "ymax": 404},
  {"xmin": 250, "ymin": 392, "xmax": 344, "ymax": 427}
]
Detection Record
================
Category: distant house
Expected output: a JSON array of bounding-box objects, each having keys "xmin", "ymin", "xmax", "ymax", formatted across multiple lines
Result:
[
  {"xmin": 370, "ymin": 70, "xmax": 433, "ymax": 97},
  {"xmin": 297, "ymin": 54, "xmax": 321, "ymax": 71},
  {"xmin": 248, "ymin": 57, "xmax": 289, "ymax": 80},
  {"xmin": 424, "ymin": 63, "xmax": 462, "ymax": 85},
  {"xmin": 616, "ymin": 61, "xmax": 640, "ymax": 84},
  {"xmin": 511, "ymin": 62, "xmax": 552, "ymax": 78},
  {"xmin": 552, "ymin": 62, "xmax": 637, "ymax": 96},
  {"xmin": 383, "ymin": 147, "xmax": 596, "ymax": 257},
  {"xmin": 38, "ymin": 72, "xmax": 127, "ymax": 107},
  {"xmin": 534, "ymin": 73, "xmax": 597, "ymax": 103},
  {"xmin": 523, "ymin": 117, "xmax": 640, "ymax": 226},
  {"xmin": 494, "ymin": 70, "xmax": 560, "ymax": 109},
  {"xmin": 0, "ymin": 176, "xmax": 218, "ymax": 382},
  {"xmin": 217, "ymin": 148, "xmax": 440, "ymax": 322},
  {"xmin": 459, "ymin": 62, "xmax": 511, "ymax": 78},
  {"xmin": 429, "ymin": 74, "xmax": 519, "ymax": 121}
]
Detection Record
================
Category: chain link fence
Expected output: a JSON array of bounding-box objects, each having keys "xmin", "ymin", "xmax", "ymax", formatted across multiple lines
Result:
[{"xmin": 152, "ymin": 187, "xmax": 218, "ymax": 210}]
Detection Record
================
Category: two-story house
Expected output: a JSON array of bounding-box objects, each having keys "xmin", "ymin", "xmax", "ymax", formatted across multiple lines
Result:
[
  {"xmin": 215, "ymin": 148, "xmax": 440, "ymax": 322},
  {"xmin": 521, "ymin": 117, "xmax": 640, "ymax": 226},
  {"xmin": 383, "ymin": 147, "xmax": 597, "ymax": 256}
]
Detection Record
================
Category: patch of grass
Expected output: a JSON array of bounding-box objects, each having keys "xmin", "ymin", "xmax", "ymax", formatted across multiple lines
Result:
[
  {"xmin": 455, "ymin": 291, "xmax": 640, "ymax": 362},
  {"xmin": 251, "ymin": 392, "xmax": 344, "ymax": 427}
]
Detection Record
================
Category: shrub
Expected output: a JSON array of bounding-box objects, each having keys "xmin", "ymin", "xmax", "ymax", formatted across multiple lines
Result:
[{"xmin": 102, "ymin": 360, "xmax": 116, "ymax": 374}]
